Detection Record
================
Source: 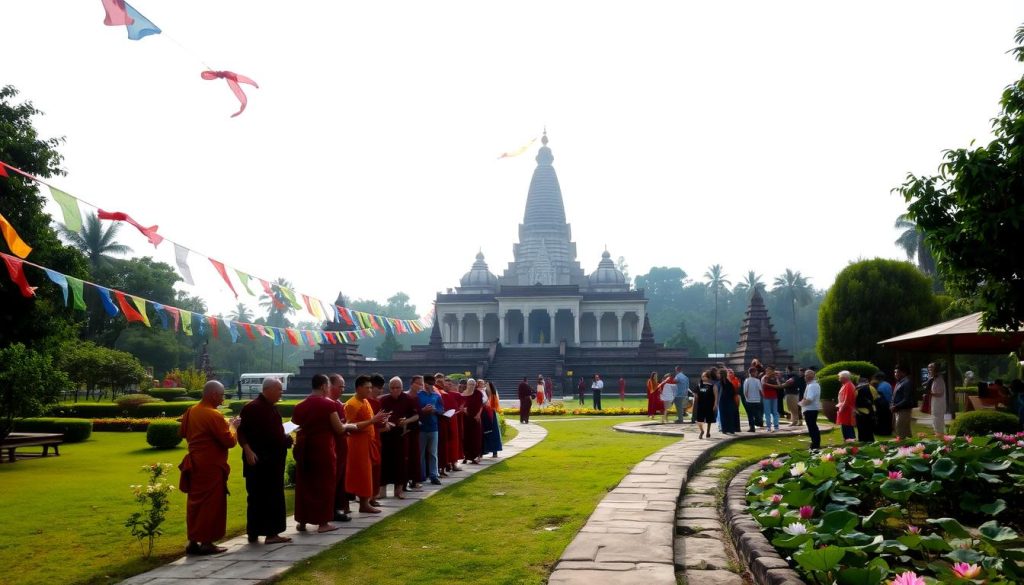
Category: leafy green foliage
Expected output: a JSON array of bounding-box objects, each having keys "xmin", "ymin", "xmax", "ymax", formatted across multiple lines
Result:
[
  {"xmin": 145, "ymin": 420, "xmax": 183, "ymax": 449},
  {"xmin": 116, "ymin": 394, "xmax": 160, "ymax": 408},
  {"xmin": 12, "ymin": 417, "xmax": 93, "ymax": 442},
  {"xmin": 124, "ymin": 463, "xmax": 174, "ymax": 558},
  {"xmin": 817, "ymin": 361, "xmax": 880, "ymax": 401},
  {"xmin": 375, "ymin": 332, "xmax": 404, "ymax": 360},
  {"xmin": 948, "ymin": 410, "xmax": 1021, "ymax": 436},
  {"xmin": 817, "ymin": 259, "xmax": 940, "ymax": 370},
  {"xmin": 57, "ymin": 340, "xmax": 147, "ymax": 401},
  {"xmin": 144, "ymin": 388, "xmax": 188, "ymax": 401},
  {"xmin": 0, "ymin": 343, "xmax": 70, "ymax": 440}
]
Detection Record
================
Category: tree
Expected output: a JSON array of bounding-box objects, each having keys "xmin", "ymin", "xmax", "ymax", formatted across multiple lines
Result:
[
  {"xmin": 59, "ymin": 340, "xmax": 147, "ymax": 401},
  {"xmin": 59, "ymin": 212, "xmax": 132, "ymax": 271},
  {"xmin": 817, "ymin": 259, "xmax": 940, "ymax": 371},
  {"xmin": 734, "ymin": 270, "xmax": 765, "ymax": 299},
  {"xmin": 772, "ymin": 269, "xmax": 813, "ymax": 355},
  {"xmin": 893, "ymin": 214, "xmax": 936, "ymax": 276},
  {"xmin": 228, "ymin": 303, "xmax": 254, "ymax": 322},
  {"xmin": 664, "ymin": 320, "xmax": 705, "ymax": 357},
  {"xmin": 0, "ymin": 343, "xmax": 69, "ymax": 440},
  {"xmin": 0, "ymin": 85, "xmax": 88, "ymax": 352},
  {"xmin": 896, "ymin": 26, "xmax": 1024, "ymax": 331},
  {"xmin": 703, "ymin": 264, "xmax": 731, "ymax": 353},
  {"xmin": 616, "ymin": 256, "xmax": 630, "ymax": 283},
  {"xmin": 376, "ymin": 333, "xmax": 404, "ymax": 360},
  {"xmin": 258, "ymin": 277, "xmax": 296, "ymax": 328}
]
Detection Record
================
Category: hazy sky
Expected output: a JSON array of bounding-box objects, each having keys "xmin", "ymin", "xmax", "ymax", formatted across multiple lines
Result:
[{"xmin": 4, "ymin": 1, "xmax": 1023, "ymax": 320}]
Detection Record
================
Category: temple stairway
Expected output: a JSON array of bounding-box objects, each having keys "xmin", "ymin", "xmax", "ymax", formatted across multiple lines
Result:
[{"xmin": 485, "ymin": 346, "xmax": 562, "ymax": 398}]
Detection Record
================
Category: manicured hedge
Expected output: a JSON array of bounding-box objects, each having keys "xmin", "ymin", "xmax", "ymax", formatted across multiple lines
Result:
[
  {"xmin": 145, "ymin": 388, "xmax": 188, "ymax": 401},
  {"xmin": 817, "ymin": 360, "xmax": 880, "ymax": 401},
  {"xmin": 47, "ymin": 401, "xmax": 199, "ymax": 418},
  {"xmin": 949, "ymin": 410, "xmax": 1020, "ymax": 436},
  {"xmin": 146, "ymin": 420, "xmax": 183, "ymax": 449},
  {"xmin": 13, "ymin": 418, "xmax": 93, "ymax": 443},
  {"xmin": 136, "ymin": 402, "xmax": 197, "ymax": 417},
  {"xmin": 92, "ymin": 418, "xmax": 151, "ymax": 431},
  {"xmin": 228, "ymin": 399, "xmax": 300, "ymax": 417},
  {"xmin": 116, "ymin": 394, "xmax": 161, "ymax": 408}
]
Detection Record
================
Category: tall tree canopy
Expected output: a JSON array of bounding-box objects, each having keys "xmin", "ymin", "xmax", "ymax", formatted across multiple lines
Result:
[{"xmin": 897, "ymin": 26, "xmax": 1024, "ymax": 330}]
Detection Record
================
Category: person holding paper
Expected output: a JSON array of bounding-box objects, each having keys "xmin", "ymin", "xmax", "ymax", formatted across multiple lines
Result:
[
  {"xmin": 380, "ymin": 376, "xmax": 419, "ymax": 499},
  {"xmin": 441, "ymin": 378, "xmax": 465, "ymax": 470},
  {"xmin": 237, "ymin": 377, "xmax": 293, "ymax": 544},
  {"xmin": 345, "ymin": 375, "xmax": 390, "ymax": 512}
]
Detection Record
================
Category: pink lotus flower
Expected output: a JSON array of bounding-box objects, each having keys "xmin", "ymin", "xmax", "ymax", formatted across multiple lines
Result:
[
  {"xmin": 906, "ymin": 525, "xmax": 920, "ymax": 534},
  {"xmin": 821, "ymin": 453, "xmax": 835, "ymax": 462},
  {"xmin": 921, "ymin": 452, "xmax": 931, "ymax": 460},
  {"xmin": 759, "ymin": 458, "xmax": 772, "ymax": 468},
  {"xmin": 952, "ymin": 562, "xmax": 982, "ymax": 579},
  {"xmin": 896, "ymin": 446, "xmax": 914, "ymax": 458},
  {"xmin": 772, "ymin": 460, "xmax": 783, "ymax": 468},
  {"xmin": 799, "ymin": 505, "xmax": 814, "ymax": 520},
  {"xmin": 911, "ymin": 443, "xmax": 926, "ymax": 453},
  {"xmin": 943, "ymin": 434, "xmax": 955, "ymax": 442},
  {"xmin": 965, "ymin": 435, "xmax": 974, "ymax": 443},
  {"xmin": 769, "ymin": 509, "xmax": 780, "ymax": 517},
  {"xmin": 890, "ymin": 571, "xmax": 925, "ymax": 585},
  {"xmin": 834, "ymin": 447, "xmax": 848, "ymax": 456},
  {"xmin": 770, "ymin": 494, "xmax": 783, "ymax": 504},
  {"xmin": 888, "ymin": 471, "xmax": 904, "ymax": 480},
  {"xmin": 871, "ymin": 458, "xmax": 884, "ymax": 466},
  {"xmin": 880, "ymin": 445, "xmax": 889, "ymax": 452},
  {"xmin": 850, "ymin": 446, "xmax": 859, "ymax": 454}
]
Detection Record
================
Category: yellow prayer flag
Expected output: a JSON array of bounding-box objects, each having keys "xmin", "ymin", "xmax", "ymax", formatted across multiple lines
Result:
[
  {"xmin": 130, "ymin": 296, "xmax": 151, "ymax": 327},
  {"xmin": 0, "ymin": 211, "xmax": 32, "ymax": 258}
]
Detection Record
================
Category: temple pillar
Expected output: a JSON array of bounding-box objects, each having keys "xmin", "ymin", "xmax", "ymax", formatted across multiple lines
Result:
[
  {"xmin": 456, "ymin": 314, "xmax": 464, "ymax": 343},
  {"xmin": 573, "ymin": 312, "xmax": 580, "ymax": 345},
  {"xmin": 549, "ymin": 311, "xmax": 556, "ymax": 344},
  {"xmin": 477, "ymin": 312, "xmax": 485, "ymax": 344},
  {"xmin": 596, "ymin": 312, "xmax": 603, "ymax": 343},
  {"xmin": 616, "ymin": 311, "xmax": 624, "ymax": 345},
  {"xmin": 499, "ymin": 311, "xmax": 507, "ymax": 345}
]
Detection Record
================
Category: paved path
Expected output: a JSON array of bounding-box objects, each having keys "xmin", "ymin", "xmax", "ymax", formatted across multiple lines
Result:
[
  {"xmin": 548, "ymin": 421, "xmax": 827, "ymax": 585},
  {"xmin": 121, "ymin": 421, "xmax": 546, "ymax": 585}
]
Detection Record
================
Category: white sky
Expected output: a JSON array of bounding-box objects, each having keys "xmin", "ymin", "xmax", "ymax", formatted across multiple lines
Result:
[{"xmin": 4, "ymin": 1, "xmax": 1023, "ymax": 319}]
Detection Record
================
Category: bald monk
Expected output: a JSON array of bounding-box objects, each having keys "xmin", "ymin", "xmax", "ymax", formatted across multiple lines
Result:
[
  {"xmin": 380, "ymin": 376, "xmax": 419, "ymax": 499},
  {"xmin": 238, "ymin": 377, "xmax": 292, "ymax": 544},
  {"xmin": 442, "ymin": 378, "xmax": 465, "ymax": 469},
  {"xmin": 328, "ymin": 373, "xmax": 352, "ymax": 522},
  {"xmin": 345, "ymin": 375, "xmax": 389, "ymax": 513},
  {"xmin": 179, "ymin": 381, "xmax": 239, "ymax": 555}
]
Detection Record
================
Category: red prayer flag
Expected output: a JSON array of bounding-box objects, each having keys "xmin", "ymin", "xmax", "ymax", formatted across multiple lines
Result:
[
  {"xmin": 339, "ymin": 306, "xmax": 354, "ymax": 326},
  {"xmin": 97, "ymin": 209, "xmax": 163, "ymax": 247},
  {"xmin": 0, "ymin": 162, "xmax": 8, "ymax": 178},
  {"xmin": 1, "ymin": 253, "xmax": 36, "ymax": 297},
  {"xmin": 285, "ymin": 329, "xmax": 299, "ymax": 346},
  {"xmin": 114, "ymin": 290, "xmax": 146, "ymax": 324},
  {"xmin": 207, "ymin": 316, "xmax": 219, "ymax": 338},
  {"xmin": 99, "ymin": 0, "xmax": 133, "ymax": 25},
  {"xmin": 208, "ymin": 258, "xmax": 238, "ymax": 298},
  {"xmin": 242, "ymin": 323, "xmax": 256, "ymax": 340},
  {"xmin": 259, "ymin": 278, "xmax": 285, "ymax": 310},
  {"xmin": 200, "ymin": 70, "xmax": 259, "ymax": 118}
]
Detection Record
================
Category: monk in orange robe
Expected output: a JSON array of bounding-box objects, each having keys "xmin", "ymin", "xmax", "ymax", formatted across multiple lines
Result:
[
  {"xmin": 345, "ymin": 375, "xmax": 388, "ymax": 513},
  {"xmin": 179, "ymin": 381, "xmax": 239, "ymax": 555}
]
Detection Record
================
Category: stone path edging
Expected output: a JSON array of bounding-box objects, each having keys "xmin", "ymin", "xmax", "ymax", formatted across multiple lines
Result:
[
  {"xmin": 725, "ymin": 464, "xmax": 806, "ymax": 585},
  {"xmin": 548, "ymin": 421, "xmax": 828, "ymax": 585},
  {"xmin": 120, "ymin": 421, "xmax": 546, "ymax": 585}
]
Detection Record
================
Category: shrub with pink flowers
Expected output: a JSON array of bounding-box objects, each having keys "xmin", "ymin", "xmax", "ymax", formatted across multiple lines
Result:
[{"xmin": 746, "ymin": 433, "xmax": 1024, "ymax": 583}]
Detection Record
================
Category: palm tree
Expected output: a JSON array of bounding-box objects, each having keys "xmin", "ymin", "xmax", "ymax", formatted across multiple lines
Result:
[
  {"xmin": 733, "ymin": 270, "xmax": 765, "ymax": 299},
  {"xmin": 703, "ymin": 264, "xmax": 731, "ymax": 354},
  {"xmin": 258, "ymin": 277, "xmax": 296, "ymax": 328},
  {"xmin": 894, "ymin": 214, "xmax": 936, "ymax": 275},
  {"xmin": 773, "ymin": 269, "xmax": 812, "ymax": 355},
  {"xmin": 228, "ymin": 303, "xmax": 254, "ymax": 323},
  {"xmin": 59, "ymin": 212, "xmax": 132, "ymax": 271}
]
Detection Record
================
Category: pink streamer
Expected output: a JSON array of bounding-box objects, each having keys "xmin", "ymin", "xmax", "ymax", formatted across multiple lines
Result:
[
  {"xmin": 100, "ymin": 0, "xmax": 134, "ymax": 26},
  {"xmin": 200, "ymin": 70, "xmax": 259, "ymax": 118}
]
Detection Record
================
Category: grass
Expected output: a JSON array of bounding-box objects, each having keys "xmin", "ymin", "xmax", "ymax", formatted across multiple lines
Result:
[
  {"xmin": 0, "ymin": 432, "xmax": 291, "ymax": 585},
  {"xmin": 274, "ymin": 417, "xmax": 677, "ymax": 585}
]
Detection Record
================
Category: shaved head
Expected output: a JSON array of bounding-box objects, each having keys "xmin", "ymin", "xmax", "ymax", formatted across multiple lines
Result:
[{"xmin": 203, "ymin": 380, "xmax": 226, "ymax": 406}]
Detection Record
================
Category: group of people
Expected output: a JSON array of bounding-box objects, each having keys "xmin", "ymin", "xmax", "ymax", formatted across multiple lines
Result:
[{"xmin": 176, "ymin": 372, "xmax": 505, "ymax": 555}]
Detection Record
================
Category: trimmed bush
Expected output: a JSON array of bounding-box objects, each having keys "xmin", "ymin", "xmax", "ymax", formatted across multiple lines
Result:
[
  {"xmin": 136, "ymin": 402, "xmax": 197, "ymax": 418},
  {"xmin": 47, "ymin": 403, "xmax": 128, "ymax": 418},
  {"xmin": 187, "ymin": 390, "xmax": 202, "ymax": 400},
  {"xmin": 145, "ymin": 388, "xmax": 188, "ymax": 401},
  {"xmin": 146, "ymin": 420, "xmax": 183, "ymax": 449},
  {"xmin": 117, "ymin": 394, "xmax": 161, "ymax": 408},
  {"xmin": 12, "ymin": 418, "xmax": 93, "ymax": 442},
  {"xmin": 92, "ymin": 418, "xmax": 151, "ymax": 432},
  {"xmin": 817, "ymin": 360, "xmax": 880, "ymax": 401},
  {"xmin": 229, "ymin": 399, "xmax": 299, "ymax": 417},
  {"xmin": 949, "ymin": 410, "xmax": 1020, "ymax": 436}
]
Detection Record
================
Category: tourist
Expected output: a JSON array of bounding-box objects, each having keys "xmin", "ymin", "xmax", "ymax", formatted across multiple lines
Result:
[
  {"xmin": 783, "ymin": 366, "xmax": 803, "ymax": 426},
  {"xmin": 292, "ymin": 375, "xmax": 350, "ymax": 532},
  {"xmin": 485, "ymin": 380, "xmax": 501, "ymax": 412},
  {"xmin": 717, "ymin": 368, "xmax": 741, "ymax": 435},
  {"xmin": 871, "ymin": 374, "xmax": 893, "ymax": 436},
  {"xmin": 380, "ymin": 376, "xmax": 419, "ymax": 499},
  {"xmin": 799, "ymin": 370, "xmax": 822, "ymax": 450},
  {"xmin": 742, "ymin": 367, "xmax": 763, "ymax": 432},
  {"xmin": 536, "ymin": 374, "xmax": 546, "ymax": 411},
  {"xmin": 854, "ymin": 375, "xmax": 875, "ymax": 442},
  {"xmin": 518, "ymin": 376, "xmax": 533, "ymax": 423},
  {"xmin": 656, "ymin": 373, "xmax": 676, "ymax": 424},
  {"xmin": 545, "ymin": 376, "xmax": 554, "ymax": 401},
  {"xmin": 926, "ymin": 362, "xmax": 947, "ymax": 435},
  {"xmin": 592, "ymin": 374, "xmax": 604, "ymax": 410},
  {"xmin": 890, "ymin": 365, "xmax": 915, "ymax": 438},
  {"xmin": 673, "ymin": 367, "xmax": 690, "ymax": 424},
  {"xmin": 179, "ymin": 381, "xmax": 239, "ymax": 555},
  {"xmin": 417, "ymin": 374, "xmax": 444, "ymax": 485},
  {"xmin": 694, "ymin": 371, "xmax": 718, "ymax": 439},
  {"xmin": 237, "ymin": 378, "xmax": 292, "ymax": 545},
  {"xmin": 874, "ymin": 372, "xmax": 893, "ymax": 403},
  {"xmin": 618, "ymin": 376, "xmax": 626, "ymax": 402},
  {"xmin": 344, "ymin": 375, "xmax": 389, "ymax": 514},
  {"xmin": 577, "ymin": 377, "xmax": 586, "ymax": 405},
  {"xmin": 646, "ymin": 372, "xmax": 662, "ymax": 419},
  {"xmin": 442, "ymin": 378, "xmax": 465, "ymax": 469},
  {"xmin": 481, "ymin": 382, "xmax": 504, "ymax": 457},
  {"xmin": 760, "ymin": 366, "xmax": 783, "ymax": 432},
  {"xmin": 462, "ymin": 378, "xmax": 485, "ymax": 464},
  {"xmin": 835, "ymin": 371, "xmax": 857, "ymax": 441},
  {"xmin": 327, "ymin": 374, "xmax": 352, "ymax": 521},
  {"xmin": 404, "ymin": 376, "xmax": 424, "ymax": 489}
]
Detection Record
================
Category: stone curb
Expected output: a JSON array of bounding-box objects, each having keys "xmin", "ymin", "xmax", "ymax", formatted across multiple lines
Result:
[
  {"xmin": 724, "ymin": 464, "xmax": 806, "ymax": 585},
  {"xmin": 119, "ymin": 421, "xmax": 547, "ymax": 585}
]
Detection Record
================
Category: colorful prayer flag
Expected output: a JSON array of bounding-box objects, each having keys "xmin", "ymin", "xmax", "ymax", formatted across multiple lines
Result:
[
  {"xmin": 96, "ymin": 286, "xmax": 119, "ymax": 316},
  {"xmin": 97, "ymin": 209, "xmax": 162, "ymax": 247},
  {"xmin": 235, "ymin": 270, "xmax": 256, "ymax": 295},
  {"xmin": 259, "ymin": 279, "xmax": 285, "ymax": 310},
  {"xmin": 100, "ymin": 0, "xmax": 132, "ymax": 25},
  {"xmin": 1, "ymin": 254, "xmax": 36, "ymax": 297},
  {"xmin": 272, "ymin": 328, "xmax": 282, "ymax": 346},
  {"xmin": 285, "ymin": 329, "xmax": 299, "ymax": 346},
  {"xmin": 0, "ymin": 162, "xmax": 8, "ymax": 178},
  {"xmin": 44, "ymin": 269, "xmax": 68, "ymax": 306},
  {"xmin": 49, "ymin": 187, "xmax": 82, "ymax": 232},
  {"xmin": 123, "ymin": 2, "xmax": 161, "ymax": 40},
  {"xmin": 130, "ymin": 296, "xmax": 150, "ymax": 326},
  {"xmin": 207, "ymin": 316, "xmax": 219, "ymax": 338},
  {"xmin": 174, "ymin": 244, "xmax": 195, "ymax": 285},
  {"xmin": 115, "ymin": 290, "xmax": 146, "ymax": 325},
  {"xmin": 162, "ymin": 305, "xmax": 181, "ymax": 331},
  {"xmin": 0, "ymin": 212, "xmax": 32, "ymax": 258},
  {"xmin": 242, "ymin": 323, "xmax": 256, "ymax": 340},
  {"xmin": 180, "ymin": 310, "xmax": 193, "ymax": 335},
  {"xmin": 227, "ymin": 319, "xmax": 240, "ymax": 343},
  {"xmin": 153, "ymin": 303, "xmax": 170, "ymax": 329},
  {"xmin": 200, "ymin": 70, "xmax": 259, "ymax": 118},
  {"xmin": 208, "ymin": 258, "xmax": 238, "ymax": 297},
  {"xmin": 498, "ymin": 137, "xmax": 537, "ymax": 159}
]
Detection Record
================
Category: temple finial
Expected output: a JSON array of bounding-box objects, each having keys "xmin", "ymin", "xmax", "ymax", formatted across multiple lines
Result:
[{"xmin": 541, "ymin": 127, "xmax": 548, "ymax": 146}]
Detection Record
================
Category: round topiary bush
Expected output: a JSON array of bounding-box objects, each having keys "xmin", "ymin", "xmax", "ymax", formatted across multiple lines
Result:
[
  {"xmin": 146, "ymin": 420, "xmax": 183, "ymax": 449},
  {"xmin": 12, "ymin": 418, "xmax": 93, "ymax": 442},
  {"xmin": 949, "ymin": 410, "xmax": 1020, "ymax": 436},
  {"xmin": 116, "ymin": 393, "xmax": 161, "ymax": 409},
  {"xmin": 816, "ymin": 361, "xmax": 880, "ymax": 401},
  {"xmin": 145, "ymin": 387, "xmax": 188, "ymax": 401}
]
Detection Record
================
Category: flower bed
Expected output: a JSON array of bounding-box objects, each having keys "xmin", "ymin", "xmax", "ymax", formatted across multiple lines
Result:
[
  {"xmin": 92, "ymin": 418, "xmax": 153, "ymax": 432},
  {"xmin": 746, "ymin": 433, "xmax": 1024, "ymax": 584},
  {"xmin": 504, "ymin": 405, "xmax": 680, "ymax": 416}
]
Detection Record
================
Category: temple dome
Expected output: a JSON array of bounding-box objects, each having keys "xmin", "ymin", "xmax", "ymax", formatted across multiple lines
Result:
[
  {"xmin": 459, "ymin": 251, "xmax": 498, "ymax": 292},
  {"xmin": 588, "ymin": 250, "xmax": 628, "ymax": 290}
]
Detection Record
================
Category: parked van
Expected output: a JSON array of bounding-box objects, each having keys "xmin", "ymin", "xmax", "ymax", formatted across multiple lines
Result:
[{"xmin": 238, "ymin": 373, "xmax": 292, "ymax": 399}]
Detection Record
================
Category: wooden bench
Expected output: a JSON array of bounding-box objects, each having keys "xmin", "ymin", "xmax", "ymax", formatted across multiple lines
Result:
[{"xmin": 0, "ymin": 432, "xmax": 64, "ymax": 463}]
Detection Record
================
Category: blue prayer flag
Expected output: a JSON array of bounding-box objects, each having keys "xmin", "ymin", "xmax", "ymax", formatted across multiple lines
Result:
[
  {"xmin": 124, "ymin": 2, "xmax": 161, "ymax": 40},
  {"xmin": 44, "ymin": 269, "xmax": 68, "ymax": 306},
  {"xmin": 96, "ymin": 286, "xmax": 119, "ymax": 317}
]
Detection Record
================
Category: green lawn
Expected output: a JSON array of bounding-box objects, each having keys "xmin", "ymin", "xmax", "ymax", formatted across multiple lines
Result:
[
  {"xmin": 275, "ymin": 417, "xmax": 678, "ymax": 585},
  {"xmin": 0, "ymin": 432, "xmax": 284, "ymax": 585}
]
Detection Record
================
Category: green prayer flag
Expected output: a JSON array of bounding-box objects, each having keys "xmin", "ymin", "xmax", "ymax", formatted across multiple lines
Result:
[
  {"xmin": 180, "ymin": 311, "xmax": 193, "ymax": 335},
  {"xmin": 49, "ymin": 187, "xmax": 82, "ymax": 232},
  {"xmin": 235, "ymin": 270, "xmax": 256, "ymax": 295},
  {"xmin": 280, "ymin": 287, "xmax": 302, "ymax": 310},
  {"xmin": 66, "ymin": 276, "xmax": 86, "ymax": 310}
]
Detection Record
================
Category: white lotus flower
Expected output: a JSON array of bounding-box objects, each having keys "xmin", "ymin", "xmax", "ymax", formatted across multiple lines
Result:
[
  {"xmin": 789, "ymin": 461, "xmax": 807, "ymax": 477},
  {"xmin": 783, "ymin": 523, "xmax": 808, "ymax": 535}
]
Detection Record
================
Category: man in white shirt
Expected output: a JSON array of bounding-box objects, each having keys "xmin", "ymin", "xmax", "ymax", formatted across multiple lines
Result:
[
  {"xmin": 742, "ymin": 367, "xmax": 763, "ymax": 432},
  {"xmin": 672, "ymin": 367, "xmax": 690, "ymax": 423},
  {"xmin": 799, "ymin": 370, "xmax": 822, "ymax": 450},
  {"xmin": 591, "ymin": 374, "xmax": 604, "ymax": 410}
]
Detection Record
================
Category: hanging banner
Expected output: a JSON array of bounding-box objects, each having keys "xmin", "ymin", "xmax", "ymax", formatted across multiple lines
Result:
[
  {"xmin": 44, "ymin": 269, "xmax": 69, "ymax": 306},
  {"xmin": 2, "ymin": 255, "xmax": 36, "ymax": 297},
  {"xmin": 49, "ymin": 186, "xmax": 83, "ymax": 232},
  {"xmin": 0, "ymin": 212, "xmax": 32, "ymax": 259},
  {"xmin": 97, "ymin": 209, "xmax": 162, "ymax": 247},
  {"xmin": 208, "ymin": 258, "xmax": 238, "ymax": 298},
  {"xmin": 174, "ymin": 244, "xmax": 195, "ymax": 285},
  {"xmin": 96, "ymin": 286, "xmax": 119, "ymax": 316}
]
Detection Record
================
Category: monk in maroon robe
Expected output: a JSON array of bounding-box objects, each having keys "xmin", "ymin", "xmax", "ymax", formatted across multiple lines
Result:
[
  {"xmin": 368, "ymin": 374, "xmax": 387, "ymax": 503},
  {"xmin": 179, "ymin": 381, "xmax": 239, "ymax": 555},
  {"xmin": 442, "ymin": 379, "xmax": 464, "ymax": 469},
  {"xmin": 379, "ymin": 376, "xmax": 420, "ymax": 498},
  {"xmin": 462, "ymin": 379, "xmax": 485, "ymax": 463},
  {"xmin": 328, "ymin": 373, "xmax": 352, "ymax": 521},
  {"xmin": 238, "ymin": 377, "xmax": 292, "ymax": 544},
  {"xmin": 433, "ymin": 374, "xmax": 450, "ymax": 475},
  {"xmin": 405, "ymin": 375, "xmax": 425, "ymax": 487}
]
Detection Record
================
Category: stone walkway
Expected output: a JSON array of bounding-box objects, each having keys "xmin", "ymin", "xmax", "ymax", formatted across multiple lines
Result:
[
  {"xmin": 548, "ymin": 421, "xmax": 826, "ymax": 585},
  {"xmin": 121, "ymin": 421, "xmax": 546, "ymax": 585}
]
